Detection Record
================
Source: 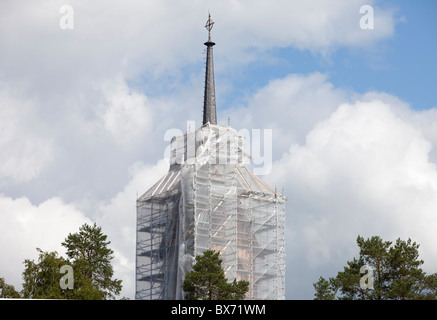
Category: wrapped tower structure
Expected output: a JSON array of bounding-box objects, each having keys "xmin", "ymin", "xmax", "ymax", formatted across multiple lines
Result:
[{"xmin": 135, "ymin": 15, "xmax": 286, "ymax": 300}]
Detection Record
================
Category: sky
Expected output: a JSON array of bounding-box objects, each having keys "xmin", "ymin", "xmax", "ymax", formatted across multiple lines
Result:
[{"xmin": 0, "ymin": 0, "xmax": 436, "ymax": 300}]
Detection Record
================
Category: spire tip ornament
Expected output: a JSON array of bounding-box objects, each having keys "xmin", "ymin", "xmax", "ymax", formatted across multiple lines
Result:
[{"xmin": 205, "ymin": 13, "xmax": 214, "ymax": 42}]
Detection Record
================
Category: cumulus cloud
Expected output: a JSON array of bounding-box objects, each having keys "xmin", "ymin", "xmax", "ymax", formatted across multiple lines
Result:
[
  {"xmin": 0, "ymin": 157, "xmax": 169, "ymax": 299},
  {"xmin": 227, "ymin": 73, "xmax": 350, "ymax": 158},
  {"xmin": 99, "ymin": 78, "xmax": 153, "ymax": 146},
  {"xmin": 0, "ymin": 195, "xmax": 92, "ymax": 291},
  {"xmin": 0, "ymin": 87, "xmax": 54, "ymax": 183},
  {"xmin": 409, "ymin": 108, "xmax": 437, "ymax": 163},
  {"xmin": 95, "ymin": 159, "xmax": 170, "ymax": 299},
  {"xmin": 215, "ymin": 0, "xmax": 395, "ymax": 55},
  {"xmin": 4, "ymin": 67, "xmax": 435, "ymax": 300},
  {"xmin": 0, "ymin": 0, "xmax": 397, "ymax": 89},
  {"xmin": 266, "ymin": 97, "xmax": 437, "ymax": 298},
  {"xmin": 0, "ymin": 0, "xmax": 427, "ymax": 301}
]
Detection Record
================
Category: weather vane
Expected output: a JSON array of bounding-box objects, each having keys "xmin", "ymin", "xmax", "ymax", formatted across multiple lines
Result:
[{"xmin": 205, "ymin": 13, "xmax": 214, "ymax": 41}]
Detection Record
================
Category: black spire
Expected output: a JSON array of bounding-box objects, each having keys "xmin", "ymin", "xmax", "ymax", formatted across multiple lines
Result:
[{"xmin": 203, "ymin": 14, "xmax": 217, "ymax": 125}]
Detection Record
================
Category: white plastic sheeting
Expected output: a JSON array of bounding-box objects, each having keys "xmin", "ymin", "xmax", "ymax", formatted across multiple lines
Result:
[{"xmin": 136, "ymin": 124, "xmax": 286, "ymax": 300}]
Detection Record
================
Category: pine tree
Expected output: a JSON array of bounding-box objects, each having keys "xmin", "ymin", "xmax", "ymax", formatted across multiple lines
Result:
[
  {"xmin": 183, "ymin": 250, "xmax": 249, "ymax": 300},
  {"xmin": 13, "ymin": 223, "xmax": 122, "ymax": 299},
  {"xmin": 62, "ymin": 223, "xmax": 122, "ymax": 299},
  {"xmin": 313, "ymin": 235, "xmax": 437, "ymax": 300}
]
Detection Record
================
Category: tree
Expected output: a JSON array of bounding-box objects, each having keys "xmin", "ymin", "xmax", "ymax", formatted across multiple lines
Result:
[
  {"xmin": 183, "ymin": 250, "xmax": 249, "ymax": 300},
  {"xmin": 21, "ymin": 249, "xmax": 68, "ymax": 299},
  {"xmin": 2, "ymin": 223, "xmax": 122, "ymax": 299},
  {"xmin": 0, "ymin": 277, "xmax": 20, "ymax": 298},
  {"xmin": 19, "ymin": 247, "xmax": 106, "ymax": 299},
  {"xmin": 313, "ymin": 235, "xmax": 437, "ymax": 300},
  {"xmin": 313, "ymin": 276, "xmax": 336, "ymax": 300},
  {"xmin": 62, "ymin": 223, "xmax": 122, "ymax": 299}
]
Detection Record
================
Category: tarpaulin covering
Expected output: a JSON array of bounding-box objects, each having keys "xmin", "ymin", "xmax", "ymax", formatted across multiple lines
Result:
[{"xmin": 136, "ymin": 124, "xmax": 286, "ymax": 300}]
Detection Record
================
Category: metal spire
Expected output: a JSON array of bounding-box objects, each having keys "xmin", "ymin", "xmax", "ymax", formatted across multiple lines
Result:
[{"xmin": 203, "ymin": 13, "xmax": 217, "ymax": 125}]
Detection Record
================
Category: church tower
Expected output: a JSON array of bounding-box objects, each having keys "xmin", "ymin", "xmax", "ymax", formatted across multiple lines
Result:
[{"xmin": 135, "ymin": 15, "xmax": 286, "ymax": 300}]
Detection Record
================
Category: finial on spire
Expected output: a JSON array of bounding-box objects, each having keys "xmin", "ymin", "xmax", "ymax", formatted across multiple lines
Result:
[
  {"xmin": 202, "ymin": 13, "xmax": 217, "ymax": 125},
  {"xmin": 205, "ymin": 13, "xmax": 214, "ymax": 42}
]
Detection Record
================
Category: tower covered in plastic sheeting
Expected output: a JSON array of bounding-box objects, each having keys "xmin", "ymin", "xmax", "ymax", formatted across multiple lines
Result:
[
  {"xmin": 135, "ymin": 15, "xmax": 286, "ymax": 300},
  {"xmin": 136, "ymin": 124, "xmax": 286, "ymax": 300}
]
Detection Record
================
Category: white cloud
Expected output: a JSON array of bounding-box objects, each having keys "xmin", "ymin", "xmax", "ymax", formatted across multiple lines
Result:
[
  {"xmin": 0, "ymin": 158, "xmax": 169, "ymax": 299},
  {"xmin": 0, "ymin": 87, "xmax": 54, "ymax": 182},
  {"xmin": 0, "ymin": 0, "xmax": 398, "ymax": 91},
  {"xmin": 228, "ymin": 73, "xmax": 350, "ymax": 160},
  {"xmin": 95, "ymin": 158, "xmax": 169, "ymax": 299},
  {"xmin": 0, "ymin": 195, "xmax": 92, "ymax": 291},
  {"xmin": 99, "ymin": 78, "xmax": 153, "ymax": 145},
  {"xmin": 0, "ymin": 0, "xmax": 427, "ymax": 301},
  {"xmin": 410, "ymin": 108, "xmax": 437, "ymax": 163},
  {"xmin": 215, "ymin": 0, "xmax": 395, "ymax": 55},
  {"xmin": 266, "ymin": 97, "xmax": 437, "ymax": 298}
]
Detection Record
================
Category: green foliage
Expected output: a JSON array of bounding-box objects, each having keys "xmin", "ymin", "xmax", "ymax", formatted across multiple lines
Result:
[
  {"xmin": 313, "ymin": 235, "xmax": 437, "ymax": 300},
  {"xmin": 21, "ymin": 249, "xmax": 69, "ymax": 299},
  {"xmin": 183, "ymin": 250, "xmax": 249, "ymax": 300},
  {"xmin": 313, "ymin": 276, "xmax": 336, "ymax": 300},
  {"xmin": 0, "ymin": 277, "xmax": 20, "ymax": 298},
  {"xmin": 1, "ymin": 223, "xmax": 122, "ymax": 299},
  {"xmin": 62, "ymin": 223, "xmax": 122, "ymax": 299}
]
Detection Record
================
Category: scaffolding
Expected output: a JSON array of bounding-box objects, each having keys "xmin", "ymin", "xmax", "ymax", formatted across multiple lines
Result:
[{"xmin": 136, "ymin": 124, "xmax": 286, "ymax": 300}]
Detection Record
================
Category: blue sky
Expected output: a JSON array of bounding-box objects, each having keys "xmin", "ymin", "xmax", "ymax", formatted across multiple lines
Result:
[
  {"xmin": 223, "ymin": 1, "xmax": 437, "ymax": 111},
  {"xmin": 128, "ymin": 1, "xmax": 437, "ymax": 114},
  {"xmin": 330, "ymin": 0, "xmax": 437, "ymax": 110},
  {"xmin": 0, "ymin": 0, "xmax": 436, "ymax": 300}
]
